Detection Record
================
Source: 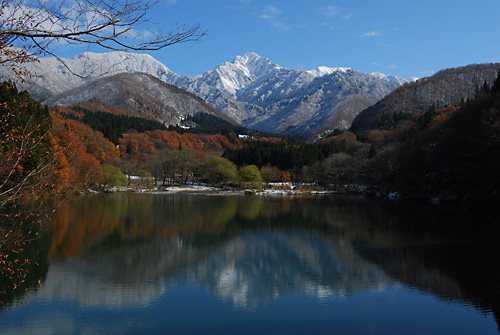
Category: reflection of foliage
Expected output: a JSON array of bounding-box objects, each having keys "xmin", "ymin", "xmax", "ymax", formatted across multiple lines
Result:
[
  {"xmin": 0, "ymin": 208, "xmax": 49, "ymax": 306},
  {"xmin": 238, "ymin": 196, "xmax": 263, "ymax": 220},
  {"xmin": 46, "ymin": 195, "xmax": 240, "ymax": 258}
]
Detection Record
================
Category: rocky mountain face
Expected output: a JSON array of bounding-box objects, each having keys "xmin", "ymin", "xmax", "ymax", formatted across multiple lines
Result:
[
  {"xmin": 46, "ymin": 72, "xmax": 229, "ymax": 126},
  {"xmin": 1, "ymin": 51, "xmax": 410, "ymax": 138},
  {"xmin": 169, "ymin": 53, "xmax": 408, "ymax": 139},
  {"xmin": 351, "ymin": 63, "xmax": 500, "ymax": 131}
]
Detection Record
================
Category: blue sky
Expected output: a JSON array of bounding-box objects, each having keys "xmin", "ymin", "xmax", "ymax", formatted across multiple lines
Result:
[{"xmin": 63, "ymin": 0, "xmax": 500, "ymax": 79}]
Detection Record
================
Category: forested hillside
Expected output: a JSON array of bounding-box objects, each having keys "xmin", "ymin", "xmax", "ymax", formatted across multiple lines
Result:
[
  {"xmin": 351, "ymin": 63, "xmax": 500, "ymax": 131},
  {"xmin": 1, "ymin": 82, "xmax": 301, "ymax": 204},
  {"xmin": 220, "ymin": 69, "xmax": 500, "ymax": 208}
]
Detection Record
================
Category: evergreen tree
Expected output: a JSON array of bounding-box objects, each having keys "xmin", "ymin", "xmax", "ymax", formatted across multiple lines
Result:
[{"xmin": 1, "ymin": 82, "xmax": 52, "ymax": 207}]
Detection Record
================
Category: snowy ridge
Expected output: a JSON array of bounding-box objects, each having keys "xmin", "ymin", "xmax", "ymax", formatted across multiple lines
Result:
[
  {"xmin": 191, "ymin": 52, "xmax": 282, "ymax": 96},
  {"xmin": 308, "ymin": 66, "xmax": 352, "ymax": 77},
  {"xmin": 0, "ymin": 51, "xmax": 179, "ymax": 97},
  {"xmin": 0, "ymin": 51, "xmax": 411, "ymax": 138},
  {"xmin": 368, "ymin": 72, "xmax": 410, "ymax": 85}
]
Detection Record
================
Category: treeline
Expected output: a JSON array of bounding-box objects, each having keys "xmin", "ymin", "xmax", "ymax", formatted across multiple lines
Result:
[
  {"xmin": 63, "ymin": 107, "xmax": 167, "ymax": 144},
  {"xmin": 391, "ymin": 71, "xmax": 500, "ymax": 206},
  {"xmin": 223, "ymin": 137, "xmax": 347, "ymax": 171}
]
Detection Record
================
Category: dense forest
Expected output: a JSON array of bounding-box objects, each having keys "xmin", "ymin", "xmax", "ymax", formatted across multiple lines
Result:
[
  {"xmin": 1, "ymin": 69, "xmax": 500, "ymax": 207},
  {"xmin": 62, "ymin": 107, "xmax": 168, "ymax": 144}
]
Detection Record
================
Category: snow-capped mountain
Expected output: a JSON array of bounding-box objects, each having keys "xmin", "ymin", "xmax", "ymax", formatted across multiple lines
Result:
[
  {"xmin": 0, "ymin": 51, "xmax": 411, "ymax": 138},
  {"xmin": 0, "ymin": 51, "xmax": 180, "ymax": 100},
  {"xmin": 168, "ymin": 53, "xmax": 410, "ymax": 138}
]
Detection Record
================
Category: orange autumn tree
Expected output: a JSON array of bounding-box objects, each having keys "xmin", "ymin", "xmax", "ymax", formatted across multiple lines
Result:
[
  {"xmin": 147, "ymin": 129, "xmax": 241, "ymax": 158},
  {"xmin": 118, "ymin": 130, "xmax": 155, "ymax": 180},
  {"xmin": 50, "ymin": 115, "xmax": 119, "ymax": 188}
]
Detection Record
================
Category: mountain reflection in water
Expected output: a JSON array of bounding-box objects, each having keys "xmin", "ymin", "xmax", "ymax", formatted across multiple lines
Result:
[
  {"xmin": 34, "ymin": 194, "xmax": 394, "ymax": 309},
  {"xmin": 2, "ymin": 193, "xmax": 500, "ymax": 334}
]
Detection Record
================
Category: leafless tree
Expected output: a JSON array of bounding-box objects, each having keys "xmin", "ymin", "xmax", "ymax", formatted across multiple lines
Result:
[{"xmin": 0, "ymin": 0, "xmax": 206, "ymax": 78}]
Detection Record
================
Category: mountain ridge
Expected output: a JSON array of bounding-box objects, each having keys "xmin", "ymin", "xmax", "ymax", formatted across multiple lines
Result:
[
  {"xmin": 351, "ymin": 62, "xmax": 500, "ymax": 131},
  {"xmin": 46, "ymin": 72, "xmax": 231, "ymax": 126},
  {"xmin": 2, "ymin": 51, "xmax": 412, "ymax": 138}
]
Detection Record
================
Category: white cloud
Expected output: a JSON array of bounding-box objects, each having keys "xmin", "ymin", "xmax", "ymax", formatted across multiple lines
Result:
[
  {"xmin": 342, "ymin": 13, "xmax": 353, "ymax": 20},
  {"xmin": 264, "ymin": 5, "xmax": 282, "ymax": 16},
  {"xmin": 364, "ymin": 31, "xmax": 380, "ymax": 37},
  {"xmin": 322, "ymin": 6, "xmax": 340, "ymax": 17},
  {"xmin": 321, "ymin": 22, "xmax": 337, "ymax": 30},
  {"xmin": 388, "ymin": 63, "xmax": 398, "ymax": 69},
  {"xmin": 259, "ymin": 5, "xmax": 291, "ymax": 31},
  {"xmin": 270, "ymin": 20, "xmax": 292, "ymax": 31}
]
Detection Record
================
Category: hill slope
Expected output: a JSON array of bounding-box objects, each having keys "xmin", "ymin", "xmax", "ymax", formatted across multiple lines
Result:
[
  {"xmin": 46, "ymin": 72, "xmax": 230, "ymax": 126},
  {"xmin": 351, "ymin": 63, "xmax": 500, "ymax": 131}
]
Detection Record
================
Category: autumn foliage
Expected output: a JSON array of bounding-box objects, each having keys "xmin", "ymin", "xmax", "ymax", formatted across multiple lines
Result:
[{"xmin": 50, "ymin": 113, "xmax": 120, "ymax": 189}]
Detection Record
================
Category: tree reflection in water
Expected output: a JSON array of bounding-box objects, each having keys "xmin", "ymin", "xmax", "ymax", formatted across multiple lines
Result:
[{"xmin": 1, "ymin": 193, "xmax": 499, "ymax": 333}]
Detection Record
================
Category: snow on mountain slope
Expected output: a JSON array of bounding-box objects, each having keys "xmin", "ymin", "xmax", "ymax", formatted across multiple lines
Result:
[
  {"xmin": 307, "ymin": 66, "xmax": 351, "ymax": 77},
  {"xmin": 242, "ymin": 68, "xmax": 402, "ymax": 136},
  {"xmin": 190, "ymin": 52, "xmax": 282, "ymax": 97},
  {"xmin": 1, "ymin": 51, "xmax": 410, "ymax": 138},
  {"xmin": 0, "ymin": 51, "xmax": 180, "ymax": 99},
  {"xmin": 170, "ymin": 54, "xmax": 409, "ymax": 137},
  {"xmin": 46, "ymin": 72, "xmax": 226, "ymax": 126}
]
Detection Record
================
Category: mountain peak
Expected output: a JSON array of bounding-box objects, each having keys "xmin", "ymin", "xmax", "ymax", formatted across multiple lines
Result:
[
  {"xmin": 231, "ymin": 52, "xmax": 281, "ymax": 76},
  {"xmin": 194, "ymin": 52, "xmax": 282, "ymax": 96},
  {"xmin": 233, "ymin": 52, "xmax": 263, "ymax": 63}
]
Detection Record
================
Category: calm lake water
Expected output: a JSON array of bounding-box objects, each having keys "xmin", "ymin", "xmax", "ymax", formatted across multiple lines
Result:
[{"xmin": 1, "ymin": 193, "xmax": 499, "ymax": 334}]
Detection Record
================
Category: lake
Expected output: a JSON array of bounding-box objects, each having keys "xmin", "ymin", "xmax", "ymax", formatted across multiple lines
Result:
[{"xmin": 1, "ymin": 193, "xmax": 499, "ymax": 334}]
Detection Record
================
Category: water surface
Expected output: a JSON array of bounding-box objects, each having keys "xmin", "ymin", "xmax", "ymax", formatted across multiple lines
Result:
[{"xmin": 1, "ymin": 194, "xmax": 499, "ymax": 334}]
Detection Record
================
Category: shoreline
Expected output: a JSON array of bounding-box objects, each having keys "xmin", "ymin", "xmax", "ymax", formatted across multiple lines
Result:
[{"xmin": 99, "ymin": 184, "xmax": 348, "ymax": 197}]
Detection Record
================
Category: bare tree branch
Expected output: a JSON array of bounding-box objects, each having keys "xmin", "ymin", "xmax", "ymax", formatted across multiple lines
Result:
[{"xmin": 0, "ymin": 0, "xmax": 207, "ymax": 78}]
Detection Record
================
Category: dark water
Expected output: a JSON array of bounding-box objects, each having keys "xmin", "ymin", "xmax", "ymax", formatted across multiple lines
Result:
[{"xmin": 1, "ymin": 194, "xmax": 499, "ymax": 334}]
